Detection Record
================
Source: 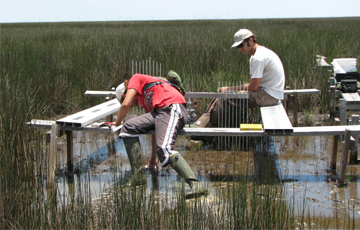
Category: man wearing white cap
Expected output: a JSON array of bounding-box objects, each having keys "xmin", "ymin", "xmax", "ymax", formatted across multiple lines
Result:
[
  {"xmin": 195, "ymin": 28, "xmax": 285, "ymax": 128},
  {"xmin": 112, "ymin": 72, "xmax": 209, "ymax": 198}
]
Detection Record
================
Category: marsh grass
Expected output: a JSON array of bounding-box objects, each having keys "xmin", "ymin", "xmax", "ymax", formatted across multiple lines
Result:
[
  {"xmin": 89, "ymin": 170, "xmax": 337, "ymax": 229},
  {"xmin": 1, "ymin": 17, "xmax": 359, "ymax": 229}
]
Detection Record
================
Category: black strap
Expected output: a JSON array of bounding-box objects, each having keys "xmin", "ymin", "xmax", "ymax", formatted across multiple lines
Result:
[
  {"xmin": 143, "ymin": 81, "xmax": 165, "ymax": 91},
  {"xmin": 143, "ymin": 77, "xmax": 180, "ymax": 92}
]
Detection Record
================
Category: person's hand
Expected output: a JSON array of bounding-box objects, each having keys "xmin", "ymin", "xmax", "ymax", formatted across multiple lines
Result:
[
  {"xmin": 113, "ymin": 121, "xmax": 124, "ymax": 126},
  {"xmin": 144, "ymin": 158, "xmax": 159, "ymax": 169},
  {"xmin": 218, "ymin": 86, "xmax": 229, "ymax": 93},
  {"xmin": 111, "ymin": 125, "xmax": 118, "ymax": 133},
  {"xmin": 110, "ymin": 123, "xmax": 123, "ymax": 133}
]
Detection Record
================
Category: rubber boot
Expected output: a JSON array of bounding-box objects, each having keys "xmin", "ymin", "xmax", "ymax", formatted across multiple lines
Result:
[
  {"xmin": 169, "ymin": 152, "xmax": 209, "ymax": 199},
  {"xmin": 123, "ymin": 137, "xmax": 147, "ymax": 187}
]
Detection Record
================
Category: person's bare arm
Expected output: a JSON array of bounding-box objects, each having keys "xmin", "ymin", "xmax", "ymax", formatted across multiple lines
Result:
[
  {"xmin": 247, "ymin": 77, "xmax": 261, "ymax": 91},
  {"xmin": 218, "ymin": 75, "xmax": 261, "ymax": 92},
  {"xmin": 114, "ymin": 88, "xmax": 137, "ymax": 126}
]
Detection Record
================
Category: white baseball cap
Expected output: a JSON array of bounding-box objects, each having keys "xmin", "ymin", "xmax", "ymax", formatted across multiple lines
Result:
[
  {"xmin": 231, "ymin": 29, "xmax": 254, "ymax": 48},
  {"xmin": 115, "ymin": 83, "xmax": 126, "ymax": 103}
]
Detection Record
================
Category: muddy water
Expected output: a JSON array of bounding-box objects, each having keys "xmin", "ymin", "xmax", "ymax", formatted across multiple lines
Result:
[{"xmin": 54, "ymin": 131, "xmax": 360, "ymax": 226}]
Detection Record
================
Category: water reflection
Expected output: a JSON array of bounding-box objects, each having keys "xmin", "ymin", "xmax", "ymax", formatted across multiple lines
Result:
[
  {"xmin": 275, "ymin": 135, "xmax": 360, "ymax": 220},
  {"xmin": 54, "ymin": 132, "xmax": 360, "ymax": 224}
]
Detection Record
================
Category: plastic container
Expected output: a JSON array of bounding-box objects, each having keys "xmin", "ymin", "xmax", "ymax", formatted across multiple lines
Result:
[
  {"xmin": 332, "ymin": 58, "xmax": 357, "ymax": 73},
  {"xmin": 332, "ymin": 60, "xmax": 346, "ymax": 74}
]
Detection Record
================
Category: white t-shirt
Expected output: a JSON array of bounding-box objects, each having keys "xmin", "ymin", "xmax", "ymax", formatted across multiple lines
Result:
[{"xmin": 249, "ymin": 46, "xmax": 285, "ymax": 100}]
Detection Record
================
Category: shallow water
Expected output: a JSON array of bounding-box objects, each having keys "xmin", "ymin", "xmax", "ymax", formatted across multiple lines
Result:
[{"xmin": 54, "ymin": 131, "xmax": 360, "ymax": 227}]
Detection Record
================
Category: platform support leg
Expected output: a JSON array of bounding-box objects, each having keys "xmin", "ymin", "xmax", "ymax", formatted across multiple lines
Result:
[
  {"xmin": 47, "ymin": 124, "xmax": 59, "ymax": 188},
  {"xmin": 66, "ymin": 130, "xmax": 74, "ymax": 174},
  {"xmin": 106, "ymin": 94, "xmax": 114, "ymax": 122},
  {"xmin": 338, "ymin": 129, "xmax": 351, "ymax": 187},
  {"xmin": 330, "ymin": 135, "xmax": 339, "ymax": 171},
  {"xmin": 339, "ymin": 99, "xmax": 347, "ymax": 125},
  {"xmin": 0, "ymin": 171, "xmax": 3, "ymax": 229},
  {"xmin": 329, "ymin": 85, "xmax": 336, "ymax": 119},
  {"xmin": 349, "ymin": 115, "xmax": 359, "ymax": 163},
  {"xmin": 293, "ymin": 92, "xmax": 298, "ymax": 126},
  {"xmin": 330, "ymin": 118, "xmax": 340, "ymax": 170},
  {"xmin": 285, "ymin": 86, "xmax": 290, "ymax": 114}
]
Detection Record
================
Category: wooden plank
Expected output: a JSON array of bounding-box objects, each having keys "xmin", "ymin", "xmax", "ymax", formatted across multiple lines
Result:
[
  {"xmin": 56, "ymin": 99, "xmax": 120, "ymax": 128},
  {"xmin": 260, "ymin": 104, "xmax": 293, "ymax": 133}
]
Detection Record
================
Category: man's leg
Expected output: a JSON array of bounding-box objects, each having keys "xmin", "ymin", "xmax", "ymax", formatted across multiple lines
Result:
[
  {"xmin": 194, "ymin": 98, "xmax": 219, "ymax": 128},
  {"xmin": 154, "ymin": 104, "xmax": 186, "ymax": 165},
  {"xmin": 144, "ymin": 135, "xmax": 158, "ymax": 168},
  {"xmin": 155, "ymin": 104, "xmax": 209, "ymax": 198},
  {"xmin": 169, "ymin": 151, "xmax": 209, "ymax": 198},
  {"xmin": 120, "ymin": 113, "xmax": 156, "ymax": 186},
  {"xmin": 123, "ymin": 137, "xmax": 147, "ymax": 186},
  {"xmin": 249, "ymin": 88, "xmax": 279, "ymax": 107}
]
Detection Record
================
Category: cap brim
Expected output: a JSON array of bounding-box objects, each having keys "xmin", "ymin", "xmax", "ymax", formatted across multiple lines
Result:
[
  {"xmin": 115, "ymin": 83, "xmax": 126, "ymax": 103},
  {"xmin": 231, "ymin": 40, "xmax": 243, "ymax": 48}
]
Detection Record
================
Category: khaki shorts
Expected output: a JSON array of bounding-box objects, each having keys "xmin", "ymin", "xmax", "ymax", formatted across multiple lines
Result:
[{"xmin": 248, "ymin": 88, "xmax": 279, "ymax": 108}]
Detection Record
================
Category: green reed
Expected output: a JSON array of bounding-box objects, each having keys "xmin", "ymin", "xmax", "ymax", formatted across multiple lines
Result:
[
  {"xmin": 2, "ymin": 18, "xmax": 359, "ymax": 113},
  {"xmin": 91, "ymin": 168, "xmax": 336, "ymax": 229},
  {"xmin": 1, "ymin": 17, "xmax": 359, "ymax": 229}
]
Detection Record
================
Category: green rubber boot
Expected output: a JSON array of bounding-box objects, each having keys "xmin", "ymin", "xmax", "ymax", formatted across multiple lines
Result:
[
  {"xmin": 169, "ymin": 152, "xmax": 209, "ymax": 199},
  {"xmin": 123, "ymin": 137, "xmax": 147, "ymax": 187}
]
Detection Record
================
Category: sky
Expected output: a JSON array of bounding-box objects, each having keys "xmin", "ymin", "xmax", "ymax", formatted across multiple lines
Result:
[{"xmin": 0, "ymin": 0, "xmax": 359, "ymax": 23}]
